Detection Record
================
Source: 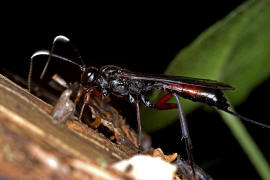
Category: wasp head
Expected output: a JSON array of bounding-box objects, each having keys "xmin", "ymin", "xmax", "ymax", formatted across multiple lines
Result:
[{"xmin": 81, "ymin": 67, "xmax": 99, "ymax": 87}]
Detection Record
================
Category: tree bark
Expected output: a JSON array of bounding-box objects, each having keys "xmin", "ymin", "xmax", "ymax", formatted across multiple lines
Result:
[
  {"xmin": 0, "ymin": 74, "xmax": 214, "ymax": 180},
  {"xmin": 0, "ymin": 74, "xmax": 136, "ymax": 179}
]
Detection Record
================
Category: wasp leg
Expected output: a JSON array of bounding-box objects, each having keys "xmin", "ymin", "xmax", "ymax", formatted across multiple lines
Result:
[
  {"xmin": 78, "ymin": 90, "xmax": 91, "ymax": 122},
  {"xmin": 141, "ymin": 93, "xmax": 196, "ymax": 178},
  {"xmin": 156, "ymin": 93, "xmax": 178, "ymax": 110},
  {"xmin": 141, "ymin": 93, "xmax": 177, "ymax": 110},
  {"xmin": 74, "ymin": 85, "xmax": 84, "ymax": 105},
  {"xmin": 173, "ymin": 93, "xmax": 195, "ymax": 179},
  {"xmin": 134, "ymin": 100, "xmax": 142, "ymax": 150}
]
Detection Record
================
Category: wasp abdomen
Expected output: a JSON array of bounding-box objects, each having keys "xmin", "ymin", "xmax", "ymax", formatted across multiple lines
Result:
[{"xmin": 162, "ymin": 83, "xmax": 230, "ymax": 110}]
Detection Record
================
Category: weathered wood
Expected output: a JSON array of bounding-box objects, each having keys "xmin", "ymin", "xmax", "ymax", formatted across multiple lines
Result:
[
  {"xmin": 0, "ymin": 74, "xmax": 214, "ymax": 180},
  {"xmin": 0, "ymin": 74, "xmax": 135, "ymax": 179}
]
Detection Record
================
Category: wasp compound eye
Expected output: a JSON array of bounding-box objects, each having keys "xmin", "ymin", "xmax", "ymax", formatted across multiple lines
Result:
[{"xmin": 81, "ymin": 67, "xmax": 99, "ymax": 86}]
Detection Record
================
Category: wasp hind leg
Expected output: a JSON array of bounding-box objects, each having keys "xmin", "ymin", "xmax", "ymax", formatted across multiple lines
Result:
[
  {"xmin": 173, "ymin": 93, "xmax": 196, "ymax": 179},
  {"xmin": 141, "ymin": 93, "xmax": 196, "ymax": 179},
  {"xmin": 141, "ymin": 93, "xmax": 177, "ymax": 110}
]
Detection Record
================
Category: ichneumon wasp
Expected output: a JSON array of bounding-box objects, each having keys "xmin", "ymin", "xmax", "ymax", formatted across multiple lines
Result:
[{"xmin": 28, "ymin": 35, "xmax": 270, "ymax": 179}]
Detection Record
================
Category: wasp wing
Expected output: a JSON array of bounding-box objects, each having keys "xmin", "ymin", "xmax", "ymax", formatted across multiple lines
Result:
[{"xmin": 118, "ymin": 71, "xmax": 234, "ymax": 90}]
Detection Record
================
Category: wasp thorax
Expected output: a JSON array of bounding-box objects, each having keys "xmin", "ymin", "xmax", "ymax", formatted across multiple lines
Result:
[{"xmin": 81, "ymin": 67, "xmax": 99, "ymax": 86}]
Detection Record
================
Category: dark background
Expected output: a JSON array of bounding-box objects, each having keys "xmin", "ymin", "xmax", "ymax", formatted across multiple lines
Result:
[{"xmin": 1, "ymin": 1, "xmax": 270, "ymax": 179}]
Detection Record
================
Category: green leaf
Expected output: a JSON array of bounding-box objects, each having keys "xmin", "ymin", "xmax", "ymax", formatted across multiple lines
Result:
[
  {"xmin": 142, "ymin": 0, "xmax": 270, "ymax": 132},
  {"xmin": 141, "ymin": 1, "xmax": 270, "ymax": 179},
  {"xmin": 219, "ymin": 109, "xmax": 270, "ymax": 180}
]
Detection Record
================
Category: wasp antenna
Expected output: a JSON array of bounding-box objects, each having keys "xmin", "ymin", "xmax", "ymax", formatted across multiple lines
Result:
[
  {"xmin": 57, "ymin": 35, "xmax": 86, "ymax": 67},
  {"xmin": 40, "ymin": 35, "xmax": 86, "ymax": 80},
  {"xmin": 224, "ymin": 109, "xmax": 270, "ymax": 129},
  {"xmin": 54, "ymin": 35, "xmax": 70, "ymax": 42},
  {"xmin": 31, "ymin": 50, "xmax": 83, "ymax": 68},
  {"xmin": 40, "ymin": 35, "xmax": 70, "ymax": 80},
  {"xmin": 28, "ymin": 50, "xmax": 84, "ymax": 92}
]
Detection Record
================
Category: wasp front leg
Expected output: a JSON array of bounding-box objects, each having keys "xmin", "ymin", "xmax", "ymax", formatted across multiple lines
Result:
[{"xmin": 78, "ymin": 90, "xmax": 91, "ymax": 122}]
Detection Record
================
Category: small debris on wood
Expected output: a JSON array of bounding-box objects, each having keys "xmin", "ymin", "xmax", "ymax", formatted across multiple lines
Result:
[
  {"xmin": 51, "ymin": 89, "xmax": 75, "ymax": 124},
  {"xmin": 152, "ymin": 148, "xmax": 178, "ymax": 163},
  {"xmin": 112, "ymin": 155, "xmax": 177, "ymax": 180}
]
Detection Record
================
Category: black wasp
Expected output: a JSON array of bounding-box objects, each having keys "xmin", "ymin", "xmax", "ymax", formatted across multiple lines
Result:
[{"xmin": 28, "ymin": 35, "xmax": 270, "ymax": 179}]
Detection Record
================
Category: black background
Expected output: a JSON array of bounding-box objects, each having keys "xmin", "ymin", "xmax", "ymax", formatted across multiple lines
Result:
[{"xmin": 1, "ymin": 1, "xmax": 270, "ymax": 179}]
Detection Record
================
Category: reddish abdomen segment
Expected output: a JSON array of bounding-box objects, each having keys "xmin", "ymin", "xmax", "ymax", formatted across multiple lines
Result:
[{"xmin": 162, "ymin": 83, "xmax": 230, "ymax": 110}]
